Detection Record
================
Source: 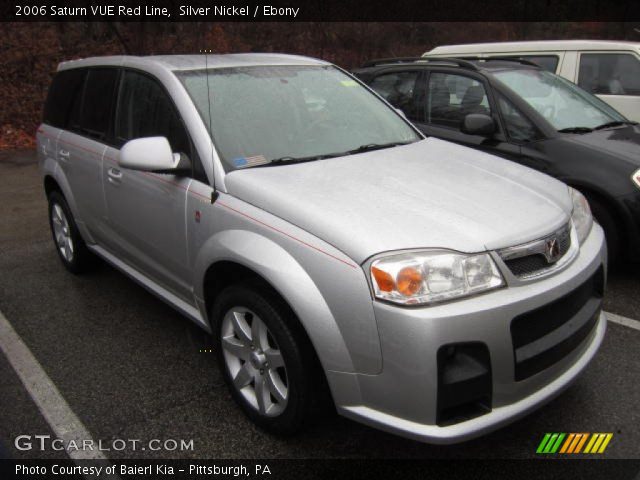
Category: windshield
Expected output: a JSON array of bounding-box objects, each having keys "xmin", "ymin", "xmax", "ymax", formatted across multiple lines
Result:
[
  {"xmin": 176, "ymin": 65, "xmax": 421, "ymax": 171},
  {"xmin": 492, "ymin": 69, "xmax": 626, "ymax": 131}
]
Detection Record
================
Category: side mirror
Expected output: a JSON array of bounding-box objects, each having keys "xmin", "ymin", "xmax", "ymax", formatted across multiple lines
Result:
[
  {"xmin": 118, "ymin": 137, "xmax": 190, "ymax": 173},
  {"xmin": 461, "ymin": 113, "xmax": 496, "ymax": 137}
]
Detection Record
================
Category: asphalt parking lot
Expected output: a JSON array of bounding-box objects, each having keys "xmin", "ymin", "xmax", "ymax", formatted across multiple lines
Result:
[{"xmin": 0, "ymin": 150, "xmax": 639, "ymax": 461}]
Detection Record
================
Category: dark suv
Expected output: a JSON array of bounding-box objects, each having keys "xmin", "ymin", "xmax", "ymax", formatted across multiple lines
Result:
[{"xmin": 354, "ymin": 57, "xmax": 640, "ymax": 263}]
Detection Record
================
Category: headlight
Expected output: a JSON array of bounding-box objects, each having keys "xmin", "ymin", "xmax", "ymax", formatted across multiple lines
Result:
[
  {"xmin": 632, "ymin": 168, "xmax": 640, "ymax": 190},
  {"xmin": 370, "ymin": 251, "xmax": 504, "ymax": 306},
  {"xmin": 569, "ymin": 187, "xmax": 593, "ymax": 244}
]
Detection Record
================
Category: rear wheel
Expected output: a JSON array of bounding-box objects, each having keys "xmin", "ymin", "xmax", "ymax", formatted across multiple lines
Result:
[
  {"xmin": 47, "ymin": 191, "xmax": 96, "ymax": 273},
  {"xmin": 212, "ymin": 284, "xmax": 321, "ymax": 435}
]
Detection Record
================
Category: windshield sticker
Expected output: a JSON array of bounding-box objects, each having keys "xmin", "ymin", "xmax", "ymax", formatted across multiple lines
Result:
[
  {"xmin": 233, "ymin": 155, "xmax": 269, "ymax": 168},
  {"xmin": 340, "ymin": 80, "xmax": 358, "ymax": 87}
]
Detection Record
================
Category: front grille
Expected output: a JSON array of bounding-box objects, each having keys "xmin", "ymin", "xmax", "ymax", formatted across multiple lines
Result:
[
  {"xmin": 505, "ymin": 255, "xmax": 549, "ymax": 277},
  {"xmin": 510, "ymin": 267, "xmax": 604, "ymax": 381},
  {"xmin": 500, "ymin": 223, "xmax": 572, "ymax": 278}
]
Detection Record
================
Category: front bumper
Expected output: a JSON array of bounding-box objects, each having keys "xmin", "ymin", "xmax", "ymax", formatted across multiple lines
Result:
[{"xmin": 328, "ymin": 224, "xmax": 607, "ymax": 444}]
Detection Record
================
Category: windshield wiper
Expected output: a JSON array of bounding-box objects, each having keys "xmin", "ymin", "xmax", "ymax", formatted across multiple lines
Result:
[
  {"xmin": 557, "ymin": 127, "xmax": 593, "ymax": 134},
  {"xmin": 261, "ymin": 141, "xmax": 415, "ymax": 167},
  {"xmin": 346, "ymin": 141, "xmax": 414, "ymax": 154},
  {"xmin": 593, "ymin": 120, "xmax": 638, "ymax": 130},
  {"xmin": 266, "ymin": 152, "xmax": 345, "ymax": 166}
]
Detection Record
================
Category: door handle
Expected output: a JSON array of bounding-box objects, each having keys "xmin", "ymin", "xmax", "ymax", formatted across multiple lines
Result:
[
  {"xmin": 58, "ymin": 149, "xmax": 70, "ymax": 159},
  {"xmin": 107, "ymin": 167, "xmax": 123, "ymax": 184}
]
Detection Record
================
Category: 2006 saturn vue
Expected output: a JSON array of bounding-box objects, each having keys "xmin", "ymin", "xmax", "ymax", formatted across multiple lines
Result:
[{"xmin": 38, "ymin": 53, "xmax": 607, "ymax": 443}]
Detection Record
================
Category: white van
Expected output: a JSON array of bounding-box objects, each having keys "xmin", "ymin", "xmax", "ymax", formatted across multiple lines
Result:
[{"xmin": 426, "ymin": 40, "xmax": 640, "ymax": 121}]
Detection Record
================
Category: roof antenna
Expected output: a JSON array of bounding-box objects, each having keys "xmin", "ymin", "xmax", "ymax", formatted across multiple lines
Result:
[{"xmin": 204, "ymin": 49, "xmax": 219, "ymax": 204}]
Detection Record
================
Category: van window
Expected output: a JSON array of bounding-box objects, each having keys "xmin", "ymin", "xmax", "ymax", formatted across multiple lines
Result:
[
  {"xmin": 43, "ymin": 69, "xmax": 86, "ymax": 128},
  {"xmin": 77, "ymin": 68, "xmax": 118, "ymax": 140},
  {"xmin": 517, "ymin": 55, "xmax": 559, "ymax": 72},
  {"xmin": 115, "ymin": 70, "xmax": 190, "ymax": 155},
  {"xmin": 578, "ymin": 53, "xmax": 640, "ymax": 96}
]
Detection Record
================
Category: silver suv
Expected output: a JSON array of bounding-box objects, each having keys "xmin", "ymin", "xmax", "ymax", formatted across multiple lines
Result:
[{"xmin": 38, "ymin": 54, "xmax": 607, "ymax": 444}]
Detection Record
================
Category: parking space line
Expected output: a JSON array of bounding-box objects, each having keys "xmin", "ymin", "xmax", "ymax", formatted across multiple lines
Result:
[
  {"xmin": 605, "ymin": 311, "xmax": 640, "ymax": 332},
  {"xmin": 0, "ymin": 309, "xmax": 119, "ymax": 473}
]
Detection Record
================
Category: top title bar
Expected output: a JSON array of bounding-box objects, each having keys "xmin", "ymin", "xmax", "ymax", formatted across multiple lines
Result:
[{"xmin": 2, "ymin": 0, "xmax": 640, "ymax": 22}]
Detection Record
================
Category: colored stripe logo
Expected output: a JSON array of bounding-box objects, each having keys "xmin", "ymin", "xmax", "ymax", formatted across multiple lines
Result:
[{"xmin": 536, "ymin": 433, "xmax": 613, "ymax": 454}]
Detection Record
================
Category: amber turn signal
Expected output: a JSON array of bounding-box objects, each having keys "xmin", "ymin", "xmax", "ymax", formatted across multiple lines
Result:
[
  {"xmin": 372, "ymin": 266, "xmax": 395, "ymax": 292},
  {"xmin": 396, "ymin": 266, "xmax": 423, "ymax": 296}
]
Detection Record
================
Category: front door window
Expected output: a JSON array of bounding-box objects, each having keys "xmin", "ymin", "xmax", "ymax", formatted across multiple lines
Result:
[{"xmin": 426, "ymin": 73, "xmax": 491, "ymax": 129}]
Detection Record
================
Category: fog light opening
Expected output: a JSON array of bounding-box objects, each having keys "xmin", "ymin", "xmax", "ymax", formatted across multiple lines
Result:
[{"xmin": 436, "ymin": 342, "xmax": 492, "ymax": 426}]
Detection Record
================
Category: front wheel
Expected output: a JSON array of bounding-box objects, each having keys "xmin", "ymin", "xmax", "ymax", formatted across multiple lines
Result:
[{"xmin": 212, "ymin": 284, "xmax": 321, "ymax": 435}]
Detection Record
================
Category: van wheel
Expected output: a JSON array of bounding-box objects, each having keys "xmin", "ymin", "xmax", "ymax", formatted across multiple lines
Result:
[
  {"xmin": 47, "ymin": 191, "xmax": 95, "ymax": 274},
  {"xmin": 212, "ymin": 284, "xmax": 319, "ymax": 435},
  {"xmin": 587, "ymin": 197, "xmax": 620, "ymax": 265}
]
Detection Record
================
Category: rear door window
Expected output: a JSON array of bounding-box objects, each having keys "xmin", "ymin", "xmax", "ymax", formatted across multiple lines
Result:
[
  {"xmin": 578, "ymin": 53, "xmax": 640, "ymax": 96},
  {"xmin": 42, "ymin": 69, "xmax": 87, "ymax": 128}
]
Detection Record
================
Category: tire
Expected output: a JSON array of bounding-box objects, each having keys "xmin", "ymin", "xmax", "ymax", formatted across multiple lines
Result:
[
  {"xmin": 586, "ymin": 196, "xmax": 620, "ymax": 265},
  {"xmin": 211, "ymin": 283, "xmax": 322, "ymax": 435},
  {"xmin": 47, "ymin": 190, "xmax": 96, "ymax": 274}
]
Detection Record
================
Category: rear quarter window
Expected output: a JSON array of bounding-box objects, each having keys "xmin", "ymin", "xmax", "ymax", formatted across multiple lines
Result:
[{"xmin": 42, "ymin": 69, "xmax": 87, "ymax": 128}]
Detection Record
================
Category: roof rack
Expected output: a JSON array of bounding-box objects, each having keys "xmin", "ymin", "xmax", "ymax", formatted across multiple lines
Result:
[
  {"xmin": 360, "ymin": 55, "xmax": 541, "ymax": 70},
  {"xmin": 360, "ymin": 57, "xmax": 479, "ymax": 70},
  {"xmin": 450, "ymin": 56, "xmax": 542, "ymax": 67},
  {"xmin": 360, "ymin": 57, "xmax": 425, "ymax": 67}
]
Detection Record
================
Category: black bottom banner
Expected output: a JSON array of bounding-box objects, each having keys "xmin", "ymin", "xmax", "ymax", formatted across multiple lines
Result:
[{"xmin": 2, "ymin": 459, "xmax": 640, "ymax": 480}]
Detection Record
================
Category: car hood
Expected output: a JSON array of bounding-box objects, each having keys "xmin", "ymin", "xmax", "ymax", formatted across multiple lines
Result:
[
  {"xmin": 224, "ymin": 138, "xmax": 571, "ymax": 264},
  {"xmin": 561, "ymin": 124, "xmax": 640, "ymax": 168}
]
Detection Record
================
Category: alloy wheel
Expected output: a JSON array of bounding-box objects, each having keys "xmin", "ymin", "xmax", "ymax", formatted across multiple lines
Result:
[
  {"xmin": 51, "ymin": 203, "xmax": 74, "ymax": 263},
  {"xmin": 221, "ymin": 307, "xmax": 289, "ymax": 417}
]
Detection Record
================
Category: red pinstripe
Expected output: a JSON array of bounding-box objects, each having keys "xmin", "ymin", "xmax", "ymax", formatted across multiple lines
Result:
[{"xmin": 39, "ymin": 131, "xmax": 356, "ymax": 268}]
